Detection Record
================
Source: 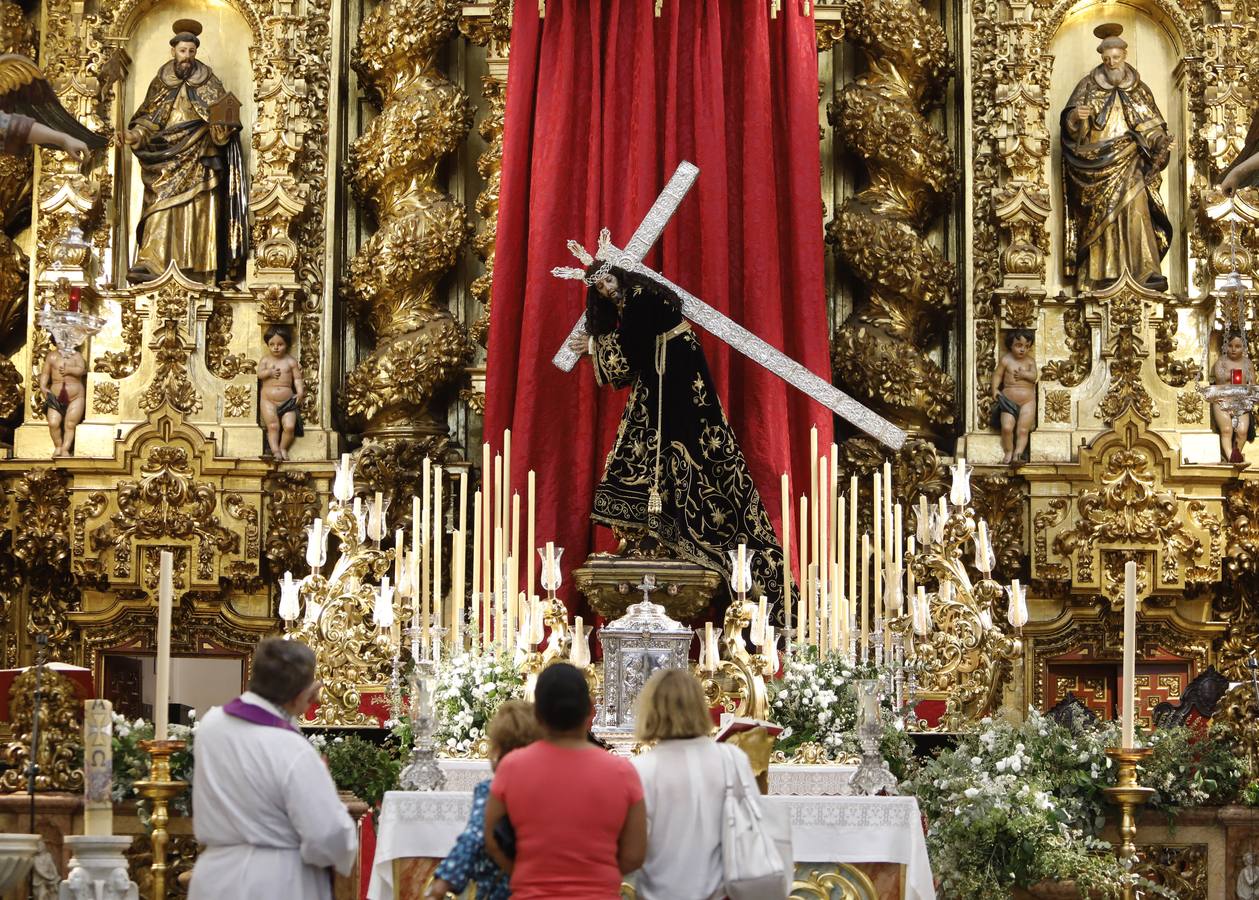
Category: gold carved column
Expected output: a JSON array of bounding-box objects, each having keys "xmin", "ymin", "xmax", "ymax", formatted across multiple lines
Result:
[
  {"xmin": 346, "ymin": 0, "xmax": 473, "ymax": 444},
  {"xmin": 827, "ymin": 0, "xmax": 959, "ymax": 438}
]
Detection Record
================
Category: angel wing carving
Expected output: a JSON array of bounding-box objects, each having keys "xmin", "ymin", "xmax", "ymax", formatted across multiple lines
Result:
[{"xmin": 0, "ymin": 54, "xmax": 107, "ymax": 150}]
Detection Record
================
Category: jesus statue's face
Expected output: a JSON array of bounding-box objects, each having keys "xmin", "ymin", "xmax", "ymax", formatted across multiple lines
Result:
[
  {"xmin": 594, "ymin": 272, "xmax": 620, "ymax": 299},
  {"xmin": 1227, "ymin": 336, "xmax": 1246, "ymax": 361}
]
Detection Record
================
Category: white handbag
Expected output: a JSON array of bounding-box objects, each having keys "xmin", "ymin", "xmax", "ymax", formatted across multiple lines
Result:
[{"xmin": 719, "ymin": 743, "xmax": 792, "ymax": 900}]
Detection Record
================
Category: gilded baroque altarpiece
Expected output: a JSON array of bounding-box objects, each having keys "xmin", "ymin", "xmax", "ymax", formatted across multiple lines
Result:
[{"xmin": 0, "ymin": 0, "xmax": 1251, "ymax": 793}]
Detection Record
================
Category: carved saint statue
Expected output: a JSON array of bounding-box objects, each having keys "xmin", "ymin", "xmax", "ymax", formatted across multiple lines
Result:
[
  {"xmin": 257, "ymin": 325, "xmax": 304, "ymax": 460},
  {"xmin": 1212, "ymin": 331, "xmax": 1255, "ymax": 464},
  {"xmin": 38, "ymin": 336, "xmax": 85, "ymax": 457},
  {"xmin": 122, "ymin": 20, "xmax": 248, "ymax": 285},
  {"xmin": 1061, "ymin": 24, "xmax": 1173, "ymax": 292},
  {"xmin": 990, "ymin": 329, "xmax": 1037, "ymax": 465}
]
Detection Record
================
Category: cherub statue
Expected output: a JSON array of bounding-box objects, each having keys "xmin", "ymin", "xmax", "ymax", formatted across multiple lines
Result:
[
  {"xmin": 1240, "ymin": 851, "xmax": 1259, "ymax": 900},
  {"xmin": 1212, "ymin": 331, "xmax": 1255, "ymax": 464},
  {"xmin": 990, "ymin": 329, "xmax": 1037, "ymax": 465},
  {"xmin": 0, "ymin": 54, "xmax": 105, "ymax": 162},
  {"xmin": 38, "ymin": 335, "xmax": 85, "ymax": 457},
  {"xmin": 257, "ymin": 325, "xmax": 304, "ymax": 460}
]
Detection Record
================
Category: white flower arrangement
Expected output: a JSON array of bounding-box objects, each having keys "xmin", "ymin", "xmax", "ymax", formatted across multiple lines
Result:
[
  {"xmin": 769, "ymin": 648, "xmax": 872, "ymax": 760},
  {"xmin": 433, "ymin": 649, "xmax": 524, "ymax": 757}
]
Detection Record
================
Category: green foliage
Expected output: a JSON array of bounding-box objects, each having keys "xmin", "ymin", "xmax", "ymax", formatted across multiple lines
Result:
[
  {"xmin": 1140, "ymin": 724, "xmax": 1248, "ymax": 811},
  {"xmin": 319, "ymin": 734, "xmax": 403, "ymax": 813}
]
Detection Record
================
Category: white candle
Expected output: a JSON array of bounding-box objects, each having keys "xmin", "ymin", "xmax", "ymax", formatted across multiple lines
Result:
[
  {"xmin": 756, "ymin": 596, "xmax": 768, "ymax": 647},
  {"xmin": 873, "ymin": 474, "xmax": 883, "ymax": 626},
  {"xmin": 1008, "ymin": 578, "xmax": 1028, "ymax": 629},
  {"xmin": 810, "ymin": 426, "xmax": 819, "ymax": 606},
  {"xmin": 1122, "ymin": 561, "xmax": 1137, "ymax": 748},
  {"xmin": 305, "ymin": 518, "xmax": 324, "ymax": 569},
  {"xmin": 471, "ymin": 491, "xmax": 482, "ymax": 645},
  {"xmin": 527, "ymin": 470, "xmax": 536, "ymax": 596},
  {"xmin": 493, "ymin": 526, "xmax": 504, "ymax": 649},
  {"xmin": 155, "ymin": 551, "xmax": 173, "ymax": 741},
  {"xmin": 571, "ymin": 616, "xmax": 589, "ymax": 667},
  {"xmin": 860, "ymin": 532, "xmax": 870, "ymax": 660},
  {"xmin": 503, "ymin": 429, "xmax": 513, "ymax": 545},
  {"xmin": 819, "ymin": 459, "xmax": 829, "ymax": 643},
  {"xmin": 421, "ymin": 459, "xmax": 431, "ymax": 652},
  {"xmin": 798, "ymin": 495, "xmax": 808, "ymax": 647},
  {"xmin": 433, "ymin": 467, "xmax": 443, "ymax": 640},
  {"xmin": 482, "ymin": 443, "xmax": 492, "ymax": 620},
  {"xmin": 780, "ymin": 473, "xmax": 792, "ymax": 644},
  {"xmin": 705, "ymin": 622, "xmax": 718, "ymax": 670},
  {"xmin": 371, "ymin": 491, "xmax": 383, "ymax": 542}
]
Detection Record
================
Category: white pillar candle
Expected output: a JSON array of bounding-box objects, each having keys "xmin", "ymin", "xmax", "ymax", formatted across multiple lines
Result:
[
  {"xmin": 471, "ymin": 491, "xmax": 482, "ymax": 645},
  {"xmin": 155, "ymin": 551, "xmax": 173, "ymax": 741},
  {"xmin": 527, "ymin": 470, "xmax": 536, "ymax": 596},
  {"xmin": 798, "ymin": 495, "xmax": 808, "ymax": 648},
  {"xmin": 1122, "ymin": 561, "xmax": 1138, "ymax": 748},
  {"xmin": 781, "ymin": 473, "xmax": 792, "ymax": 644}
]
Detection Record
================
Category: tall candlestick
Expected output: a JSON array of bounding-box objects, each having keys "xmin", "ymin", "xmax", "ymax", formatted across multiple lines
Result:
[
  {"xmin": 810, "ymin": 426, "xmax": 819, "ymax": 607},
  {"xmin": 873, "ymin": 474, "xmax": 883, "ymax": 627},
  {"xmin": 527, "ymin": 470, "xmax": 536, "ymax": 596},
  {"xmin": 882, "ymin": 460, "xmax": 893, "ymax": 565},
  {"xmin": 819, "ymin": 461, "xmax": 829, "ymax": 642},
  {"xmin": 705, "ymin": 622, "xmax": 718, "ymax": 670},
  {"xmin": 471, "ymin": 491, "xmax": 483, "ymax": 646},
  {"xmin": 906, "ymin": 536, "xmax": 916, "ymax": 598},
  {"xmin": 421, "ymin": 458, "xmax": 431, "ymax": 653},
  {"xmin": 893, "ymin": 502, "xmax": 904, "ymax": 614},
  {"xmin": 433, "ymin": 466, "xmax": 443, "ymax": 638},
  {"xmin": 781, "ymin": 473, "xmax": 792, "ymax": 645},
  {"xmin": 155, "ymin": 550, "xmax": 173, "ymax": 740},
  {"xmin": 510, "ymin": 493, "xmax": 521, "ymax": 638},
  {"xmin": 482, "ymin": 443, "xmax": 492, "ymax": 623},
  {"xmin": 452, "ymin": 529, "xmax": 465, "ymax": 650},
  {"xmin": 493, "ymin": 453, "xmax": 503, "ymax": 597},
  {"xmin": 860, "ymin": 533, "xmax": 870, "ymax": 660},
  {"xmin": 571, "ymin": 616, "xmax": 589, "ymax": 667},
  {"xmin": 1122, "ymin": 561, "xmax": 1138, "ymax": 748},
  {"xmin": 798, "ymin": 495, "xmax": 808, "ymax": 647},
  {"xmin": 756, "ymin": 596, "xmax": 768, "ymax": 647},
  {"xmin": 830, "ymin": 448, "xmax": 840, "ymax": 596},
  {"xmin": 503, "ymin": 429, "xmax": 512, "ymax": 543},
  {"xmin": 836, "ymin": 494, "xmax": 846, "ymax": 616},
  {"xmin": 493, "ymin": 526, "xmax": 504, "ymax": 649},
  {"xmin": 411, "ymin": 496, "xmax": 421, "ymax": 643},
  {"xmin": 917, "ymin": 495, "xmax": 929, "ymax": 544},
  {"xmin": 372, "ymin": 491, "xmax": 384, "ymax": 542},
  {"xmin": 457, "ymin": 471, "xmax": 468, "ymax": 644},
  {"xmin": 393, "ymin": 527, "xmax": 404, "ymax": 586},
  {"xmin": 849, "ymin": 476, "xmax": 857, "ymax": 618},
  {"xmin": 808, "ymin": 563, "xmax": 819, "ymax": 648}
]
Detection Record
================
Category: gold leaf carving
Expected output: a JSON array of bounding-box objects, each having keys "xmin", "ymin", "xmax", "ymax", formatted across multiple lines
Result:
[
  {"xmin": 207, "ymin": 300, "xmax": 255, "ymax": 380},
  {"xmin": 1177, "ymin": 390, "xmax": 1204, "ymax": 424},
  {"xmin": 0, "ymin": 666, "xmax": 84, "ymax": 792},
  {"xmin": 92, "ymin": 380, "xmax": 119, "ymax": 415},
  {"xmin": 93, "ymin": 294, "xmax": 143, "ymax": 380},
  {"xmin": 264, "ymin": 470, "xmax": 319, "ymax": 576},
  {"xmin": 1041, "ymin": 304, "xmax": 1092, "ymax": 387},
  {"xmin": 223, "ymin": 384, "xmax": 251, "ymax": 417},
  {"xmin": 1044, "ymin": 389, "xmax": 1071, "ymax": 423},
  {"xmin": 140, "ymin": 320, "xmax": 201, "ymax": 415},
  {"xmin": 827, "ymin": 0, "xmax": 958, "ymax": 435}
]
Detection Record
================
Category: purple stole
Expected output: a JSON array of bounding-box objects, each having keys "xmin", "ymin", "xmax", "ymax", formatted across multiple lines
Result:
[{"xmin": 223, "ymin": 696, "xmax": 300, "ymax": 733}]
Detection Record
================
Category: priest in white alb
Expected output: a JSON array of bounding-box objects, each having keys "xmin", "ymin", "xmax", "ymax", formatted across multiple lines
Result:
[{"xmin": 188, "ymin": 638, "xmax": 357, "ymax": 899}]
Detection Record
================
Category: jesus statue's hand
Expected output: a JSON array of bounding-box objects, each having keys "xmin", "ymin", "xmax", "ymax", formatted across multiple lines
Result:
[{"xmin": 566, "ymin": 331, "xmax": 589, "ymax": 354}]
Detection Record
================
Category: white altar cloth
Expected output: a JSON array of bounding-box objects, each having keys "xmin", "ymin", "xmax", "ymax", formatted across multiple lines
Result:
[{"xmin": 368, "ymin": 790, "xmax": 934, "ymax": 900}]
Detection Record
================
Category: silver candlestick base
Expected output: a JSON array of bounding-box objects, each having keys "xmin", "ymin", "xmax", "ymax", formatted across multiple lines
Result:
[
  {"xmin": 849, "ymin": 722, "xmax": 899, "ymax": 796},
  {"xmin": 398, "ymin": 659, "xmax": 446, "ymax": 791}
]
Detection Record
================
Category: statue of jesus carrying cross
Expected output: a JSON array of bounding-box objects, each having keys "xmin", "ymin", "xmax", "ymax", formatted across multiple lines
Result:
[{"xmin": 551, "ymin": 162, "xmax": 904, "ymax": 613}]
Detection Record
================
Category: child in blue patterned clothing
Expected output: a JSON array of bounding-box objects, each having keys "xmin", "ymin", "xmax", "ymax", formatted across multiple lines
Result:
[{"xmin": 426, "ymin": 700, "xmax": 539, "ymax": 900}]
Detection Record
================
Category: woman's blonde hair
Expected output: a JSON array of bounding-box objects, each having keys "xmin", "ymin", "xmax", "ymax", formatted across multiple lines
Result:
[
  {"xmin": 487, "ymin": 699, "xmax": 541, "ymax": 757},
  {"xmin": 634, "ymin": 667, "xmax": 713, "ymax": 742}
]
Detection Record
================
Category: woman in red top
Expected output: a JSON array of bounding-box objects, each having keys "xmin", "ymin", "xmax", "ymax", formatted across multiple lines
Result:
[{"xmin": 485, "ymin": 663, "xmax": 647, "ymax": 899}]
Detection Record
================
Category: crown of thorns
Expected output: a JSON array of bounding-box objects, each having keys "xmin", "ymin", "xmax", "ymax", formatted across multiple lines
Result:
[{"xmin": 551, "ymin": 228, "xmax": 614, "ymax": 285}]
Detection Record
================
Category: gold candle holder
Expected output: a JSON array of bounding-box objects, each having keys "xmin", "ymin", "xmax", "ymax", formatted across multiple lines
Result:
[
  {"xmin": 1103, "ymin": 747, "xmax": 1154, "ymax": 900},
  {"xmin": 135, "ymin": 739, "xmax": 189, "ymax": 900}
]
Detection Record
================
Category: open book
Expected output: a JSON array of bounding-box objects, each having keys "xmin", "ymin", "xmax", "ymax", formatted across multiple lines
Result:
[{"xmin": 715, "ymin": 715, "xmax": 783, "ymax": 743}]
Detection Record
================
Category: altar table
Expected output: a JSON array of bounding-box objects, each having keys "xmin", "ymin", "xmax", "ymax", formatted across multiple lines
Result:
[{"xmin": 368, "ymin": 788, "xmax": 935, "ymax": 900}]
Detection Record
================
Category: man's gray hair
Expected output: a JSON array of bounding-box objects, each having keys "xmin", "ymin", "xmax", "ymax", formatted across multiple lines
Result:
[{"xmin": 248, "ymin": 637, "xmax": 316, "ymax": 705}]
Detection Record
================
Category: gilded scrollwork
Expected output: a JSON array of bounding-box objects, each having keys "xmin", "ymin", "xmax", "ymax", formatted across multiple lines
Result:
[
  {"xmin": 836, "ymin": 437, "xmax": 947, "ymax": 538},
  {"xmin": 1223, "ymin": 479, "xmax": 1259, "ymax": 578},
  {"xmin": 223, "ymin": 384, "xmax": 250, "ymax": 418},
  {"xmin": 206, "ymin": 300, "xmax": 255, "ymax": 380},
  {"xmin": 972, "ymin": 473, "xmax": 1026, "ymax": 580},
  {"xmin": 140, "ymin": 320, "xmax": 202, "ymax": 415},
  {"xmin": 0, "ymin": 666, "xmax": 84, "ymax": 792},
  {"xmin": 13, "ymin": 467, "xmax": 71, "ymax": 571},
  {"xmin": 92, "ymin": 293, "xmax": 142, "ymax": 380},
  {"xmin": 827, "ymin": 0, "xmax": 958, "ymax": 436},
  {"xmin": 0, "ymin": 354, "xmax": 22, "ymax": 420},
  {"xmin": 264, "ymin": 470, "xmax": 319, "ymax": 576},
  {"xmin": 1040, "ymin": 303, "xmax": 1092, "ymax": 387},
  {"xmin": 1177, "ymin": 389, "xmax": 1204, "ymax": 424}
]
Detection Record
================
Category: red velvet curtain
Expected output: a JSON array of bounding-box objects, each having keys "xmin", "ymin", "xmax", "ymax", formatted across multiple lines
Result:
[{"xmin": 485, "ymin": 0, "xmax": 833, "ymax": 612}]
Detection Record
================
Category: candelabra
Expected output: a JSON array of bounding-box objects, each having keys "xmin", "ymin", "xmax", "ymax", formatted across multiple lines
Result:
[
  {"xmin": 281, "ymin": 454, "xmax": 402, "ymax": 726},
  {"xmin": 696, "ymin": 550, "xmax": 779, "ymax": 720},
  {"xmin": 35, "ymin": 280, "xmax": 105, "ymax": 352},
  {"xmin": 889, "ymin": 459, "xmax": 1024, "ymax": 731},
  {"xmin": 135, "ymin": 739, "xmax": 188, "ymax": 900}
]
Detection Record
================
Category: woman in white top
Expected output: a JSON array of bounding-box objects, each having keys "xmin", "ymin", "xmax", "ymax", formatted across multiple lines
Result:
[{"xmin": 631, "ymin": 668, "xmax": 759, "ymax": 900}]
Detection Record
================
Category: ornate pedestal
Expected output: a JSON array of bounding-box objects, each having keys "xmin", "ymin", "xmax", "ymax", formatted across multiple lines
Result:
[
  {"xmin": 58, "ymin": 835, "xmax": 138, "ymax": 900},
  {"xmin": 574, "ymin": 531, "xmax": 722, "ymax": 622}
]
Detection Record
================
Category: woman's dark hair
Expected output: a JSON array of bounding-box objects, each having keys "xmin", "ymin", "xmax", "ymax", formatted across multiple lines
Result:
[
  {"xmin": 584, "ymin": 263, "xmax": 629, "ymax": 337},
  {"xmin": 534, "ymin": 662, "xmax": 592, "ymax": 731},
  {"xmin": 248, "ymin": 637, "xmax": 316, "ymax": 705},
  {"xmin": 1003, "ymin": 328, "xmax": 1035, "ymax": 350},
  {"xmin": 263, "ymin": 325, "xmax": 292, "ymax": 348}
]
